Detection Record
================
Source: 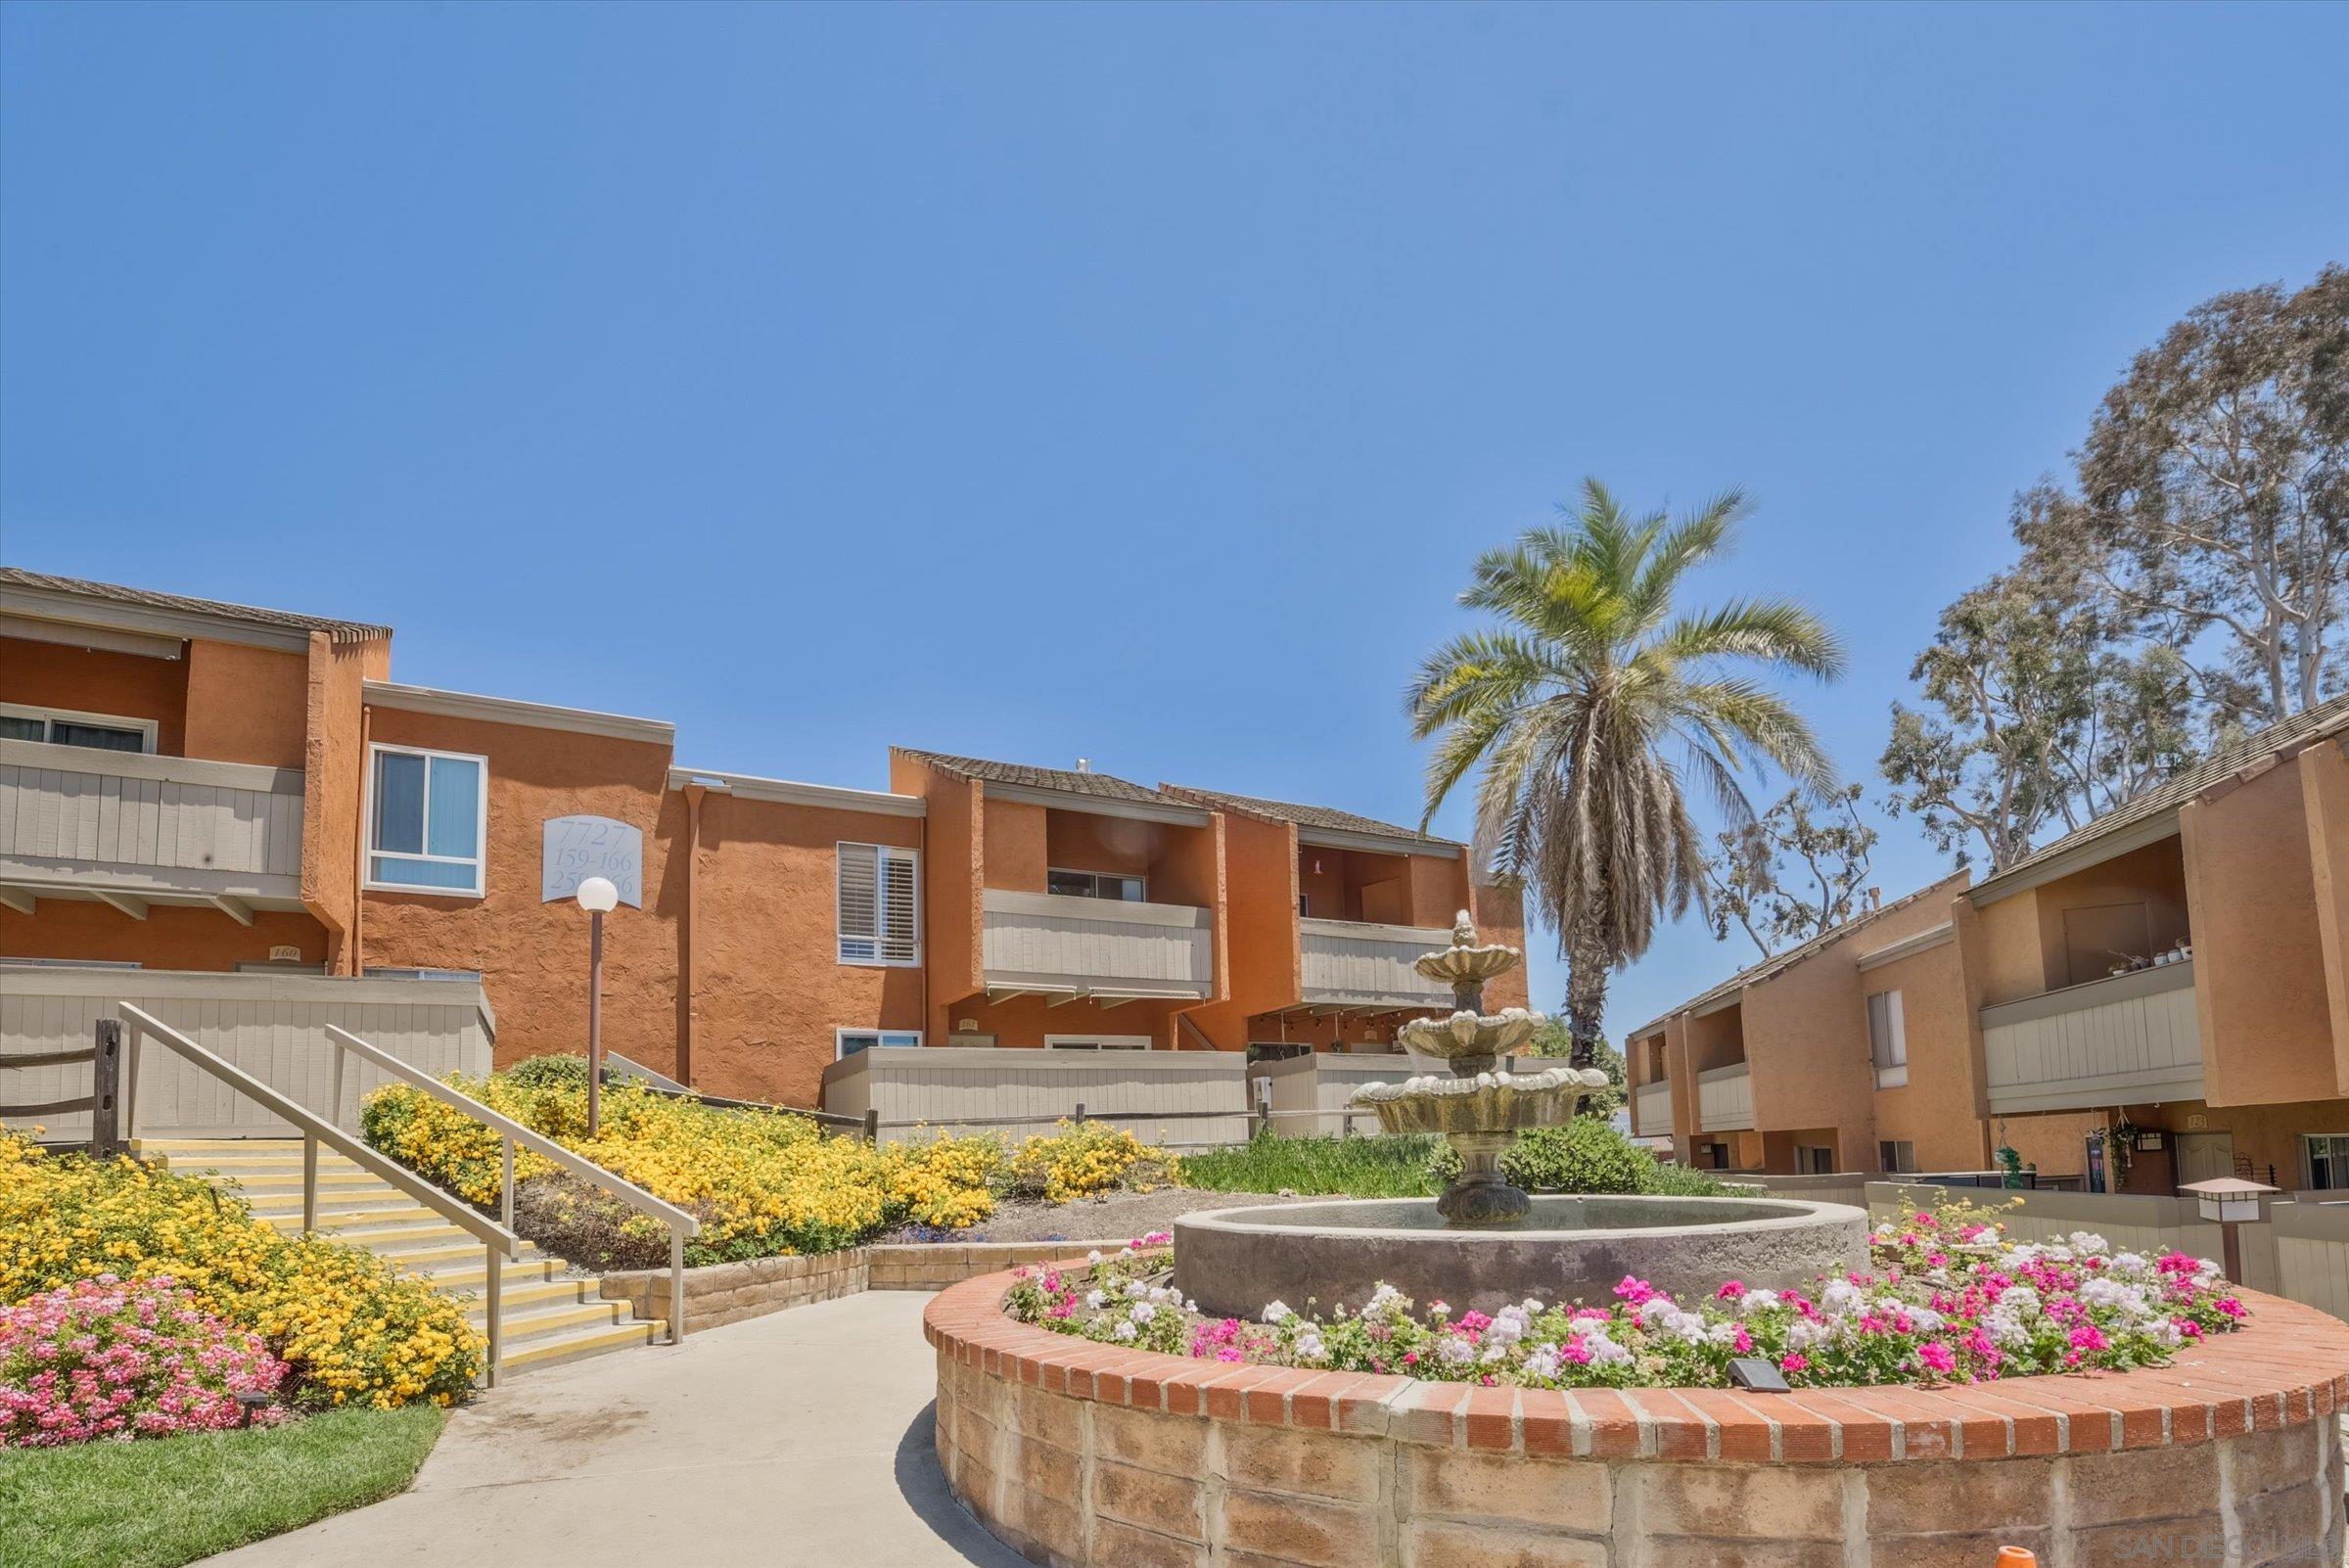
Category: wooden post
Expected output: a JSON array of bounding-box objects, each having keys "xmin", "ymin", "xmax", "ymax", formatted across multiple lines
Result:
[
  {"xmin": 862, "ymin": 1108, "xmax": 879, "ymax": 1144},
  {"xmin": 1074, "ymin": 1101, "xmax": 1087, "ymax": 1125},
  {"xmin": 90, "ymin": 1020, "xmax": 122, "ymax": 1158}
]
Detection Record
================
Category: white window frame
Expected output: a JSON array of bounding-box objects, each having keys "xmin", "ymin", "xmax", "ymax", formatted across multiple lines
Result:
[
  {"xmin": 2304, "ymin": 1133, "xmax": 2349, "ymax": 1192},
  {"xmin": 0, "ymin": 702, "xmax": 159, "ymax": 753},
  {"xmin": 836, "ymin": 841, "xmax": 921, "ymax": 967},
  {"xmin": 1044, "ymin": 1034, "xmax": 1153, "ymax": 1051},
  {"xmin": 1879, "ymin": 1138, "xmax": 1917, "ymax": 1175},
  {"xmin": 364, "ymin": 742, "xmax": 489, "ymax": 898},
  {"xmin": 835, "ymin": 1027, "xmax": 923, "ymax": 1060},
  {"xmin": 1866, "ymin": 989, "xmax": 1909, "ymax": 1089},
  {"xmin": 1046, "ymin": 866, "xmax": 1147, "ymax": 902}
]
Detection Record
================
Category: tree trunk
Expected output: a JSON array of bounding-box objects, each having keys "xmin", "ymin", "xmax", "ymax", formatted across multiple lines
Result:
[{"xmin": 1564, "ymin": 916, "xmax": 1612, "ymax": 1070}]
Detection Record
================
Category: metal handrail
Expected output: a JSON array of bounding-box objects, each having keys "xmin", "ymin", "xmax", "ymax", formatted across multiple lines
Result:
[
  {"xmin": 115, "ymin": 1004, "xmax": 524, "ymax": 1386},
  {"xmin": 324, "ymin": 1025, "xmax": 701, "ymax": 1345}
]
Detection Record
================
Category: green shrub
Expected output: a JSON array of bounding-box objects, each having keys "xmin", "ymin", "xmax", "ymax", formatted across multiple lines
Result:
[
  {"xmin": 1425, "ymin": 1118, "xmax": 1726, "ymax": 1196},
  {"xmin": 498, "ymin": 1054, "xmax": 592, "ymax": 1091}
]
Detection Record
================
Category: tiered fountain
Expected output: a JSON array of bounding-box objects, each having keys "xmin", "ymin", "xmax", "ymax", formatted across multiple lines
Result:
[{"xmin": 1173, "ymin": 914, "xmax": 1866, "ymax": 1317}]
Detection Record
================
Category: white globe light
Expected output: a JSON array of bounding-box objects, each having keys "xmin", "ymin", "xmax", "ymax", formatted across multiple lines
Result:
[{"xmin": 575, "ymin": 876, "xmax": 620, "ymax": 913}]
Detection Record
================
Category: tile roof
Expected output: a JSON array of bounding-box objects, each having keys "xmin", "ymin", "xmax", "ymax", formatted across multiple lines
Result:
[
  {"xmin": 0, "ymin": 568, "xmax": 392, "ymax": 643},
  {"xmin": 1627, "ymin": 872, "xmax": 1971, "ymax": 1038},
  {"xmin": 1972, "ymin": 692, "xmax": 2349, "ymax": 896},
  {"xmin": 892, "ymin": 749, "xmax": 1174, "ymax": 804},
  {"xmin": 1158, "ymin": 783, "xmax": 1457, "ymax": 849}
]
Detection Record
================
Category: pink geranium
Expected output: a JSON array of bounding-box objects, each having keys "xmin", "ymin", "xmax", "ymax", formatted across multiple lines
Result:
[{"xmin": 2, "ymin": 1276, "xmax": 286, "ymax": 1448}]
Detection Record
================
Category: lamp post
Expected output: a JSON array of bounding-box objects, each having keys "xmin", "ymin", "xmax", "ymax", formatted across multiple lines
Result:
[
  {"xmin": 576, "ymin": 875, "xmax": 619, "ymax": 1138},
  {"xmin": 2181, "ymin": 1176, "xmax": 2279, "ymax": 1284}
]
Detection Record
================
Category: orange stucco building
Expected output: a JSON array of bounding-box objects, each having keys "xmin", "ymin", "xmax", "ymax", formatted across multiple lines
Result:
[
  {"xmin": 1628, "ymin": 697, "xmax": 2349, "ymax": 1195},
  {"xmin": 1, "ymin": 571, "xmax": 1523, "ymax": 1109}
]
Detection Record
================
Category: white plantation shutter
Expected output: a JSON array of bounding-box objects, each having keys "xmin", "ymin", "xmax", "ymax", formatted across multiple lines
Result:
[
  {"xmin": 880, "ymin": 848, "xmax": 919, "ymax": 963},
  {"xmin": 838, "ymin": 843, "xmax": 920, "ymax": 965}
]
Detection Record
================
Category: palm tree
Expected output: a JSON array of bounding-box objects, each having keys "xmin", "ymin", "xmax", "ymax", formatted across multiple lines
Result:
[{"xmin": 1409, "ymin": 480, "xmax": 1845, "ymax": 1067}]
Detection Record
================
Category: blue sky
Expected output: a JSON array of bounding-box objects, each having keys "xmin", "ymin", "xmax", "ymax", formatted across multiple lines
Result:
[{"xmin": 4, "ymin": 3, "xmax": 2344, "ymax": 1038}]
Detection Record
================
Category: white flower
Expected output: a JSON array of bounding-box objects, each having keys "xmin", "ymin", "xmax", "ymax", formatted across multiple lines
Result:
[
  {"xmin": 1126, "ymin": 1281, "xmax": 1148, "ymax": 1300},
  {"xmin": 1439, "ymin": 1336, "xmax": 1477, "ymax": 1366},
  {"xmin": 1584, "ymin": 1332, "xmax": 1632, "ymax": 1366},
  {"xmin": 1087, "ymin": 1250, "xmax": 1103, "ymax": 1265},
  {"xmin": 1296, "ymin": 1332, "xmax": 1326, "ymax": 1360},
  {"xmin": 1635, "ymin": 1295, "xmax": 1679, "ymax": 1327},
  {"xmin": 1523, "ymin": 1346, "xmax": 1561, "ymax": 1380},
  {"xmin": 1662, "ymin": 1311, "xmax": 1709, "ymax": 1344},
  {"xmin": 1085, "ymin": 1290, "xmax": 1107, "ymax": 1310},
  {"xmin": 1822, "ymin": 1280, "xmax": 1865, "ymax": 1313},
  {"xmin": 1130, "ymin": 1302, "xmax": 1157, "ymax": 1324},
  {"xmin": 1520, "ymin": 1298, "xmax": 1545, "ymax": 1315},
  {"xmin": 2067, "ymin": 1230, "xmax": 2109, "ymax": 1256},
  {"xmin": 1113, "ymin": 1319, "xmax": 1137, "ymax": 1341},
  {"xmin": 1263, "ymin": 1301, "xmax": 1293, "ymax": 1323},
  {"xmin": 1739, "ymin": 1289, "xmax": 1780, "ymax": 1314},
  {"xmin": 1704, "ymin": 1321, "xmax": 1744, "ymax": 1349}
]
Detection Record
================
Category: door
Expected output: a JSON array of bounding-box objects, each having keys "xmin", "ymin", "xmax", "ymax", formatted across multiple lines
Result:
[{"xmin": 2174, "ymin": 1132, "xmax": 2236, "ymax": 1190}]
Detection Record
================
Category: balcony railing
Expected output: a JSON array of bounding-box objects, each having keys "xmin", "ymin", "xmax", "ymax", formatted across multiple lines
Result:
[
  {"xmin": 1980, "ymin": 960, "xmax": 2203, "ymax": 1114},
  {"xmin": 1632, "ymin": 1080, "xmax": 1674, "ymax": 1137},
  {"xmin": 1298, "ymin": 918, "xmax": 1454, "ymax": 1009},
  {"xmin": 980, "ymin": 889, "xmax": 1214, "ymax": 998},
  {"xmin": 0, "ymin": 740, "xmax": 304, "ymax": 908},
  {"xmin": 1696, "ymin": 1062, "xmax": 1754, "ymax": 1131}
]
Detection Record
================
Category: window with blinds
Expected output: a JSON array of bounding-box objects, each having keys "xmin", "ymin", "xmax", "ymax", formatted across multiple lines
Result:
[
  {"xmin": 1866, "ymin": 989, "xmax": 1908, "ymax": 1088},
  {"xmin": 837, "ymin": 842, "xmax": 920, "ymax": 966}
]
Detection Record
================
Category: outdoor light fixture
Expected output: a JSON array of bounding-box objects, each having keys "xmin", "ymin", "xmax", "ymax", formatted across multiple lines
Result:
[
  {"xmin": 1727, "ymin": 1357, "xmax": 1789, "ymax": 1393},
  {"xmin": 235, "ymin": 1390, "xmax": 272, "ymax": 1429},
  {"xmin": 2181, "ymin": 1176, "xmax": 2277, "ymax": 1283},
  {"xmin": 576, "ymin": 875, "xmax": 620, "ymax": 1136}
]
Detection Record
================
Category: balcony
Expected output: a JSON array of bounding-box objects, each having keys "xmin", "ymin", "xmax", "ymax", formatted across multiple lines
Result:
[
  {"xmin": 980, "ymin": 888, "xmax": 1214, "ymax": 1000},
  {"xmin": 1298, "ymin": 917, "xmax": 1455, "ymax": 1010},
  {"xmin": 1696, "ymin": 1062, "xmax": 1754, "ymax": 1131},
  {"xmin": 0, "ymin": 740, "xmax": 304, "ymax": 918},
  {"xmin": 1980, "ymin": 960, "xmax": 2203, "ymax": 1114},
  {"xmin": 1632, "ymin": 1080, "xmax": 1674, "ymax": 1137}
]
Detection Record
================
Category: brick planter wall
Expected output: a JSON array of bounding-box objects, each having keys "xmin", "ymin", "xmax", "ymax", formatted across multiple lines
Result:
[
  {"xmin": 925, "ymin": 1268, "xmax": 2349, "ymax": 1567},
  {"xmin": 600, "ymin": 1249, "xmax": 870, "ymax": 1333}
]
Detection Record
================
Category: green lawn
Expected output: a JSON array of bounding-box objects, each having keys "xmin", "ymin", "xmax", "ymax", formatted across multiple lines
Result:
[
  {"xmin": 0, "ymin": 1405, "xmax": 446, "ymax": 1568},
  {"xmin": 1180, "ymin": 1133, "xmax": 1444, "ymax": 1198}
]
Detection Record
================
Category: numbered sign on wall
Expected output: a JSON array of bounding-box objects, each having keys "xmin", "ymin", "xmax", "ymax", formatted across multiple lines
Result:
[{"xmin": 541, "ymin": 815, "xmax": 644, "ymax": 907}]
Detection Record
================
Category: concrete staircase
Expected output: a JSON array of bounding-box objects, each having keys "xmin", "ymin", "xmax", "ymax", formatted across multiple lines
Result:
[{"xmin": 135, "ymin": 1137, "xmax": 665, "ymax": 1376}]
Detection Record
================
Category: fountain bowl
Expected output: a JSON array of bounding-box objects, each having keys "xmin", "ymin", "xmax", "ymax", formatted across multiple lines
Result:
[{"xmin": 1172, "ymin": 1194, "xmax": 1868, "ymax": 1320}]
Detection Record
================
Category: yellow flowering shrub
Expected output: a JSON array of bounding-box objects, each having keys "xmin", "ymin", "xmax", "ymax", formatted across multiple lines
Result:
[
  {"xmin": 0, "ymin": 1129, "xmax": 480, "ymax": 1408},
  {"xmin": 880, "ymin": 1134, "xmax": 1004, "ymax": 1230},
  {"xmin": 363, "ymin": 1060, "xmax": 1178, "ymax": 1265},
  {"xmin": 1003, "ymin": 1121, "xmax": 1172, "ymax": 1204}
]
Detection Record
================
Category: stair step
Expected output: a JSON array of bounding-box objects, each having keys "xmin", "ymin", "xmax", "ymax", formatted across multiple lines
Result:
[
  {"xmin": 418, "ymin": 1256, "xmax": 564, "ymax": 1292},
  {"xmin": 467, "ymin": 1276, "xmax": 598, "ymax": 1314},
  {"xmin": 265, "ymin": 1206, "xmax": 446, "ymax": 1235},
  {"xmin": 502, "ymin": 1318, "xmax": 667, "ymax": 1372},
  {"xmin": 208, "ymin": 1173, "xmax": 389, "ymax": 1194},
  {"xmin": 486, "ymin": 1300, "xmax": 631, "ymax": 1343},
  {"xmin": 246, "ymin": 1189, "xmax": 419, "ymax": 1217}
]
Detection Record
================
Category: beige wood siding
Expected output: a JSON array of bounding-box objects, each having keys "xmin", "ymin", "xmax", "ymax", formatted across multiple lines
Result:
[
  {"xmin": 820, "ymin": 1045, "xmax": 1249, "ymax": 1147},
  {"xmin": 2275, "ymin": 1202, "xmax": 2349, "ymax": 1323},
  {"xmin": 980, "ymin": 890, "xmax": 1213, "ymax": 995},
  {"xmin": 1633, "ymin": 1081, "xmax": 1674, "ymax": 1137},
  {"xmin": 1696, "ymin": 1063, "xmax": 1755, "ymax": 1131},
  {"xmin": 0, "ymin": 740, "xmax": 303, "ymax": 900},
  {"xmin": 1298, "ymin": 918, "xmax": 1453, "ymax": 1009},
  {"xmin": 1249, "ymin": 1051, "xmax": 1403, "ymax": 1136},
  {"xmin": 1, "ymin": 969, "xmax": 491, "ymax": 1140},
  {"xmin": 1979, "ymin": 962, "xmax": 2204, "ymax": 1114}
]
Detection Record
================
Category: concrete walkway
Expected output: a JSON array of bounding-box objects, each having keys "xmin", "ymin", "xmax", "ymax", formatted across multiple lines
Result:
[{"xmin": 210, "ymin": 1291, "xmax": 1023, "ymax": 1568}]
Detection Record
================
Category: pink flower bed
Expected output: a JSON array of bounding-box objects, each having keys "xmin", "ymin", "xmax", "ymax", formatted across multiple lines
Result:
[
  {"xmin": 1004, "ymin": 1209, "xmax": 2248, "ymax": 1391},
  {"xmin": 2, "ymin": 1274, "xmax": 289, "ymax": 1447}
]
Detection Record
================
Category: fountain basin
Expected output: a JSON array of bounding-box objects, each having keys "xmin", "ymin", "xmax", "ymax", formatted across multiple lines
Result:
[{"xmin": 1173, "ymin": 1194, "xmax": 1867, "ymax": 1319}]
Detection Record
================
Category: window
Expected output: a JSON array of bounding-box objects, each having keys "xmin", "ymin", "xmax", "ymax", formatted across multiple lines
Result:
[
  {"xmin": 1879, "ymin": 1139, "xmax": 1917, "ymax": 1174},
  {"xmin": 0, "ymin": 703, "xmax": 157, "ymax": 753},
  {"xmin": 2306, "ymin": 1134, "xmax": 2349, "ymax": 1191},
  {"xmin": 1044, "ymin": 1035, "xmax": 1151, "ymax": 1051},
  {"xmin": 1866, "ymin": 990, "xmax": 1908, "ymax": 1088},
  {"xmin": 1046, "ymin": 867, "xmax": 1146, "ymax": 901},
  {"xmin": 1797, "ymin": 1145, "xmax": 1836, "ymax": 1175},
  {"xmin": 836, "ymin": 1028, "xmax": 922, "ymax": 1059},
  {"xmin": 838, "ymin": 842, "xmax": 920, "ymax": 965},
  {"xmin": 366, "ymin": 745, "xmax": 486, "ymax": 895}
]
